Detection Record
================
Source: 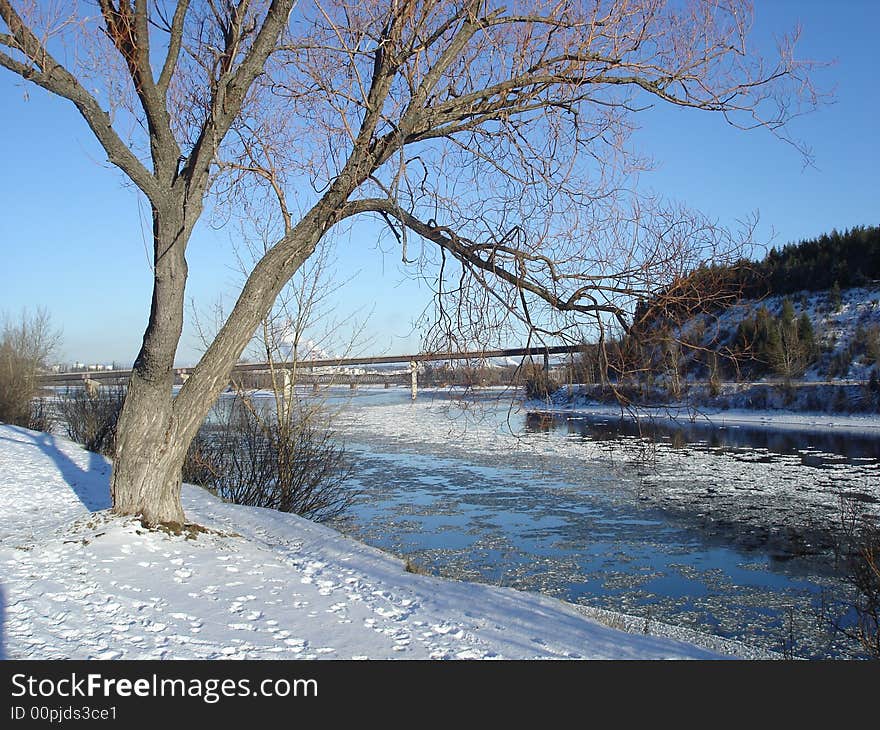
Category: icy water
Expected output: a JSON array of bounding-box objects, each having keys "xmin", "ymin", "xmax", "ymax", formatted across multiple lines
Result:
[{"xmin": 322, "ymin": 386, "xmax": 880, "ymax": 659}]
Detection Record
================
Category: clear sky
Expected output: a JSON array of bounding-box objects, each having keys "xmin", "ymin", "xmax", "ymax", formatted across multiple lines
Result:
[{"xmin": 1, "ymin": 0, "xmax": 878, "ymax": 366}]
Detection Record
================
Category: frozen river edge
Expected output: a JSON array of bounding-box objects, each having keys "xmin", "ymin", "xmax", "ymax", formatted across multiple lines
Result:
[{"xmin": 0, "ymin": 424, "xmax": 776, "ymax": 660}]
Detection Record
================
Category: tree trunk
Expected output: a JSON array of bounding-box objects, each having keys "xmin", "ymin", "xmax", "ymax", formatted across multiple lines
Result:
[
  {"xmin": 111, "ymin": 376, "xmax": 187, "ymax": 525},
  {"xmin": 110, "ymin": 183, "xmax": 355, "ymax": 526},
  {"xmin": 111, "ymin": 203, "xmax": 192, "ymax": 526}
]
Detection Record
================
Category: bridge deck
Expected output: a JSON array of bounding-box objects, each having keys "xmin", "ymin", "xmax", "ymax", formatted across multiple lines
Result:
[{"xmin": 38, "ymin": 345, "xmax": 586, "ymax": 384}]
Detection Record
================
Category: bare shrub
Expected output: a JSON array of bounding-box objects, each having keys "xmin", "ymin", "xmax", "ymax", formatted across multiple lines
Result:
[
  {"xmin": 830, "ymin": 495, "xmax": 880, "ymax": 658},
  {"xmin": 0, "ymin": 309, "xmax": 60, "ymax": 428},
  {"xmin": 184, "ymin": 397, "xmax": 356, "ymax": 523},
  {"xmin": 27, "ymin": 397, "xmax": 53, "ymax": 433},
  {"xmin": 521, "ymin": 363, "xmax": 559, "ymax": 400},
  {"xmin": 57, "ymin": 386, "xmax": 125, "ymax": 456}
]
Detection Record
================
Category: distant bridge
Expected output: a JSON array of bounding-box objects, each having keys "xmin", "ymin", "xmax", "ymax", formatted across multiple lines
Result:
[{"xmin": 37, "ymin": 344, "xmax": 586, "ymax": 398}]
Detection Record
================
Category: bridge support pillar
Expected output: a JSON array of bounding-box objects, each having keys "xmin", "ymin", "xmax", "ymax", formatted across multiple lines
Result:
[
  {"xmin": 410, "ymin": 361, "xmax": 418, "ymax": 400},
  {"xmin": 281, "ymin": 369, "xmax": 296, "ymax": 400},
  {"xmin": 543, "ymin": 350, "xmax": 549, "ymax": 373},
  {"xmin": 312, "ymin": 381, "xmax": 319, "ymax": 394},
  {"xmin": 384, "ymin": 379, "xmax": 390, "ymax": 389},
  {"xmin": 83, "ymin": 378, "xmax": 100, "ymax": 397}
]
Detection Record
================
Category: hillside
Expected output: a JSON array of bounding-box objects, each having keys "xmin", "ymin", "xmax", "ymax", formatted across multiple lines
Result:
[
  {"xmin": 567, "ymin": 226, "xmax": 880, "ymax": 414},
  {"xmin": 682, "ymin": 285, "xmax": 880, "ymax": 383}
]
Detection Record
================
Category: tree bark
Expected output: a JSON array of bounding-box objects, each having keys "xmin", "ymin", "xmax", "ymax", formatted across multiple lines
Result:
[{"xmin": 111, "ymin": 203, "xmax": 192, "ymax": 526}]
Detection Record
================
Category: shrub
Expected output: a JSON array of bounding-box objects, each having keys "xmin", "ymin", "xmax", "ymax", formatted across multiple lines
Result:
[
  {"xmin": 826, "ymin": 348, "xmax": 854, "ymax": 380},
  {"xmin": 521, "ymin": 363, "xmax": 559, "ymax": 399},
  {"xmin": 183, "ymin": 396, "xmax": 356, "ymax": 522},
  {"xmin": 831, "ymin": 496, "xmax": 880, "ymax": 658},
  {"xmin": 854, "ymin": 324, "xmax": 880, "ymax": 365},
  {"xmin": 57, "ymin": 386, "xmax": 125, "ymax": 455},
  {"xmin": 27, "ymin": 397, "xmax": 53, "ymax": 433}
]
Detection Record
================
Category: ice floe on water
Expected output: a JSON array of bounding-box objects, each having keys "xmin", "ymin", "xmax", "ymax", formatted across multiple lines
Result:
[{"xmin": 329, "ymin": 388, "xmax": 880, "ymax": 657}]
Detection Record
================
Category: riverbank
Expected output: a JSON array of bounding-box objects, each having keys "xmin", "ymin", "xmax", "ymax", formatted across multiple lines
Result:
[
  {"xmin": 0, "ymin": 424, "xmax": 768, "ymax": 660},
  {"xmin": 528, "ymin": 395, "xmax": 880, "ymax": 435}
]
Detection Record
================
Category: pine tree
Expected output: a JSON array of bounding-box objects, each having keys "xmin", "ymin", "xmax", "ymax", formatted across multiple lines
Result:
[
  {"xmin": 797, "ymin": 312, "xmax": 817, "ymax": 362},
  {"xmin": 830, "ymin": 280, "xmax": 842, "ymax": 312}
]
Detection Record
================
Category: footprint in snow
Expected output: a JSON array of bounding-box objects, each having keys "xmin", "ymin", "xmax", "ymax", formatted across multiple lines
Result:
[
  {"xmin": 455, "ymin": 649, "xmax": 486, "ymax": 659},
  {"xmin": 93, "ymin": 649, "xmax": 123, "ymax": 660},
  {"xmin": 374, "ymin": 607, "xmax": 405, "ymax": 620}
]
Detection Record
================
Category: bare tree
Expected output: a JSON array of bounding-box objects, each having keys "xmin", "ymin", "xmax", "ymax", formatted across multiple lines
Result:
[
  {"xmin": 0, "ymin": 0, "xmax": 820, "ymax": 525},
  {"xmin": 0, "ymin": 308, "xmax": 60, "ymax": 427}
]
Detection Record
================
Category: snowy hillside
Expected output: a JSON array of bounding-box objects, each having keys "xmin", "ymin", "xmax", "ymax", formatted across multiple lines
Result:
[
  {"xmin": 685, "ymin": 285, "xmax": 880, "ymax": 382},
  {"xmin": 0, "ymin": 425, "xmax": 763, "ymax": 660}
]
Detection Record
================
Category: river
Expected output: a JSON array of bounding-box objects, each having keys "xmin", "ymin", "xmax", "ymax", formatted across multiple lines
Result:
[{"xmin": 316, "ymin": 385, "xmax": 880, "ymax": 659}]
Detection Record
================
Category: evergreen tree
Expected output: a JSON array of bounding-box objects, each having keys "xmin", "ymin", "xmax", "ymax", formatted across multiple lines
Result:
[
  {"xmin": 797, "ymin": 312, "xmax": 817, "ymax": 361},
  {"xmin": 830, "ymin": 280, "xmax": 842, "ymax": 311}
]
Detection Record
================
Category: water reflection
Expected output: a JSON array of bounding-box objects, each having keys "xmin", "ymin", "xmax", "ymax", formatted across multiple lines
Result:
[{"xmin": 526, "ymin": 410, "xmax": 880, "ymax": 465}]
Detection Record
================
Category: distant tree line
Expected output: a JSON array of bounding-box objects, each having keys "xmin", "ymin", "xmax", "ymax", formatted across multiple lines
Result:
[
  {"xmin": 605, "ymin": 225, "xmax": 879, "ymax": 390},
  {"xmin": 746, "ymin": 225, "xmax": 880, "ymax": 296},
  {"xmin": 632, "ymin": 225, "xmax": 880, "ymax": 330}
]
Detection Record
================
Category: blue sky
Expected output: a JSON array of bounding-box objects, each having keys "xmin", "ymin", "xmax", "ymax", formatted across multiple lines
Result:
[{"xmin": 1, "ymin": 0, "xmax": 878, "ymax": 366}]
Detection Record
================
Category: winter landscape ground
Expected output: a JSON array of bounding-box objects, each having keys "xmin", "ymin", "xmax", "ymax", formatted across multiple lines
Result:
[{"xmin": 1, "ymin": 423, "xmax": 778, "ymax": 661}]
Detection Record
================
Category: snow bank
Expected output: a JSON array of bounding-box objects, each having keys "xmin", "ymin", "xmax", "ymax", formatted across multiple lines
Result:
[{"xmin": 0, "ymin": 425, "xmax": 747, "ymax": 660}]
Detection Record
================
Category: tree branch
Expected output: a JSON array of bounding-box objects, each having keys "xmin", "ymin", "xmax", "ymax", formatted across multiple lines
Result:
[
  {"xmin": 157, "ymin": 0, "xmax": 189, "ymax": 96},
  {"xmin": 341, "ymin": 197, "xmax": 630, "ymax": 329},
  {"xmin": 97, "ymin": 0, "xmax": 181, "ymax": 178},
  {"xmin": 186, "ymin": 0, "xmax": 295, "ymax": 188},
  {"xmin": 0, "ymin": 0, "xmax": 159, "ymax": 199}
]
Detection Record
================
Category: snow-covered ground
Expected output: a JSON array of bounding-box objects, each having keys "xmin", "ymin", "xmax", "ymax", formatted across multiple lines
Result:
[{"xmin": 0, "ymin": 424, "xmax": 764, "ymax": 660}]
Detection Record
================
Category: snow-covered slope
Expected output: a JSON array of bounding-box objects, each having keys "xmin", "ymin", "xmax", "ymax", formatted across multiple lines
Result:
[
  {"xmin": 0, "ymin": 425, "xmax": 749, "ymax": 660},
  {"xmin": 683, "ymin": 285, "xmax": 880, "ymax": 381}
]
